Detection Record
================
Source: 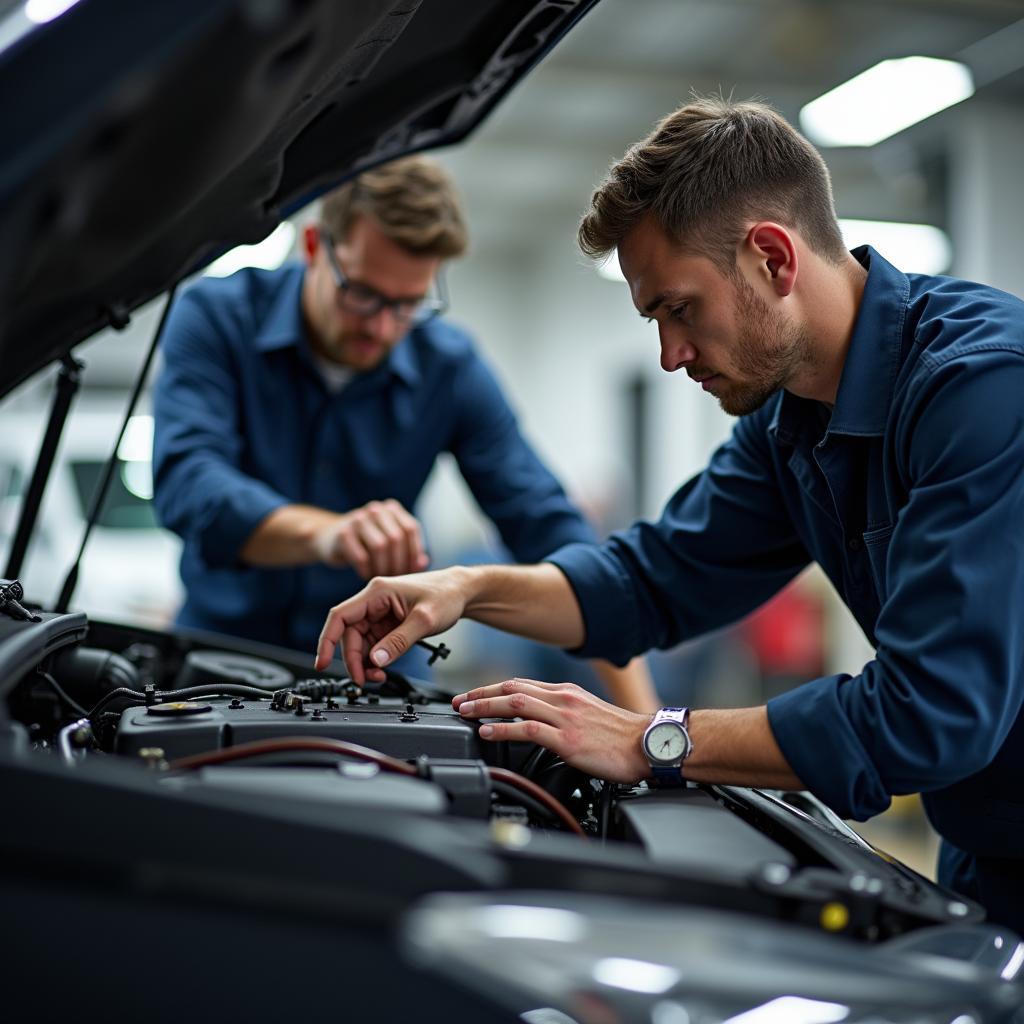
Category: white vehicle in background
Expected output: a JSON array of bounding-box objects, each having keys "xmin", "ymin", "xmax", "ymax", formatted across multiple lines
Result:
[{"xmin": 0, "ymin": 407, "xmax": 182, "ymax": 627}]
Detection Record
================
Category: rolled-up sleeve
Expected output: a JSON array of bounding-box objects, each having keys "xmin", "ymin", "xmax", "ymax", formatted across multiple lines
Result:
[
  {"xmin": 152, "ymin": 291, "xmax": 288, "ymax": 567},
  {"xmin": 769, "ymin": 350, "xmax": 1024, "ymax": 820}
]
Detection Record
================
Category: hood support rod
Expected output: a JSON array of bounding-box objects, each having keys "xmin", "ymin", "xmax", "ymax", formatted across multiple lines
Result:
[
  {"xmin": 4, "ymin": 354, "xmax": 84, "ymax": 583},
  {"xmin": 55, "ymin": 284, "xmax": 179, "ymax": 614}
]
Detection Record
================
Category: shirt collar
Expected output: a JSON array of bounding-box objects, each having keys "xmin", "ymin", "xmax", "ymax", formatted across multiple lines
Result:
[
  {"xmin": 253, "ymin": 263, "xmax": 306, "ymax": 353},
  {"xmin": 770, "ymin": 245, "xmax": 909, "ymax": 442},
  {"xmin": 253, "ymin": 262, "xmax": 422, "ymax": 387}
]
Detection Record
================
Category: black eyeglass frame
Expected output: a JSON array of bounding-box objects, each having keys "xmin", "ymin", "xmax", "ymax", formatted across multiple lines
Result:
[{"xmin": 319, "ymin": 228, "xmax": 448, "ymax": 327}]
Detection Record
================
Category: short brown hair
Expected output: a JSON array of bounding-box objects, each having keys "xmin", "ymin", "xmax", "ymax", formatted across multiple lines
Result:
[
  {"xmin": 321, "ymin": 155, "xmax": 468, "ymax": 259},
  {"xmin": 578, "ymin": 96, "xmax": 847, "ymax": 272}
]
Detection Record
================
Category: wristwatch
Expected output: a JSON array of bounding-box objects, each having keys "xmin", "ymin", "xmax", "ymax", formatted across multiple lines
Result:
[{"xmin": 641, "ymin": 706, "xmax": 693, "ymax": 786}]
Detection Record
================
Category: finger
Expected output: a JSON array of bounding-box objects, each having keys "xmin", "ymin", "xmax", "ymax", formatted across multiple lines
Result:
[
  {"xmin": 371, "ymin": 504, "xmax": 415, "ymax": 576},
  {"xmin": 386, "ymin": 500, "xmax": 428, "ymax": 575},
  {"xmin": 355, "ymin": 518, "xmax": 392, "ymax": 578},
  {"xmin": 452, "ymin": 677, "xmax": 567, "ymax": 708},
  {"xmin": 316, "ymin": 594, "xmax": 370, "ymax": 670},
  {"xmin": 366, "ymin": 610, "xmax": 430, "ymax": 667},
  {"xmin": 341, "ymin": 624, "xmax": 369, "ymax": 684},
  {"xmin": 334, "ymin": 529, "xmax": 372, "ymax": 579},
  {"xmin": 475, "ymin": 718, "xmax": 564, "ymax": 751},
  {"xmin": 458, "ymin": 691, "xmax": 565, "ymax": 728}
]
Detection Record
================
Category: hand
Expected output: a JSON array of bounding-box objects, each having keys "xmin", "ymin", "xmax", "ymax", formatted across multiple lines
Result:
[
  {"xmin": 315, "ymin": 569, "xmax": 470, "ymax": 681},
  {"xmin": 454, "ymin": 678, "xmax": 652, "ymax": 784},
  {"xmin": 313, "ymin": 499, "xmax": 429, "ymax": 579}
]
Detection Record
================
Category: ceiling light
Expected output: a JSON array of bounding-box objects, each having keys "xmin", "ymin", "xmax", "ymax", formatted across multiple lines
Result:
[
  {"xmin": 117, "ymin": 415, "xmax": 154, "ymax": 463},
  {"xmin": 800, "ymin": 57, "xmax": 974, "ymax": 147},
  {"xmin": 205, "ymin": 222, "xmax": 297, "ymax": 278},
  {"xmin": 839, "ymin": 219, "xmax": 951, "ymax": 275}
]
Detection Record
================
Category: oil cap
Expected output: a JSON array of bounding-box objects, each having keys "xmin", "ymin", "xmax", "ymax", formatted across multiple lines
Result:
[{"xmin": 147, "ymin": 701, "xmax": 214, "ymax": 717}]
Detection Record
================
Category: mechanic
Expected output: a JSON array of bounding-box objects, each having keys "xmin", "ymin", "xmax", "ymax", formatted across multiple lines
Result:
[
  {"xmin": 153, "ymin": 155, "xmax": 655, "ymax": 711},
  {"xmin": 315, "ymin": 100, "xmax": 1024, "ymax": 931}
]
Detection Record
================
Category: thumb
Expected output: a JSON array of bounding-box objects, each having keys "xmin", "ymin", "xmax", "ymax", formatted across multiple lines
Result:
[{"xmin": 369, "ymin": 622, "xmax": 424, "ymax": 668}]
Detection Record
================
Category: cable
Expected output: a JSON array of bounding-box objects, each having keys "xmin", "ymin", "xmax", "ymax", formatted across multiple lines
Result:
[
  {"xmin": 87, "ymin": 683, "xmax": 276, "ymax": 718},
  {"xmin": 36, "ymin": 670, "xmax": 88, "ymax": 717},
  {"xmin": 165, "ymin": 738, "xmax": 586, "ymax": 837},
  {"xmin": 487, "ymin": 766, "xmax": 585, "ymax": 837},
  {"xmin": 87, "ymin": 686, "xmax": 144, "ymax": 717},
  {"xmin": 168, "ymin": 737, "xmax": 418, "ymax": 776},
  {"xmin": 489, "ymin": 778, "xmax": 560, "ymax": 827}
]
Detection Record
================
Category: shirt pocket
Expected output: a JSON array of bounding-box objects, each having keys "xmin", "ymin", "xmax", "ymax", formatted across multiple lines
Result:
[{"xmin": 863, "ymin": 523, "xmax": 895, "ymax": 602}]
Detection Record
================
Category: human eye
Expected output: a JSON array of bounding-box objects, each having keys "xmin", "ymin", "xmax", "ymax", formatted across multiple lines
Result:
[{"xmin": 668, "ymin": 302, "xmax": 689, "ymax": 321}]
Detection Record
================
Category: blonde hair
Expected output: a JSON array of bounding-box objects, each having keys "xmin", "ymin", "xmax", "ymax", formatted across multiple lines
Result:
[{"xmin": 321, "ymin": 155, "xmax": 468, "ymax": 258}]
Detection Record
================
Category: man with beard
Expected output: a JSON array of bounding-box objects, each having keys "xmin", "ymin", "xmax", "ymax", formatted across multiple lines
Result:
[
  {"xmin": 153, "ymin": 155, "xmax": 654, "ymax": 709},
  {"xmin": 315, "ymin": 98, "xmax": 1024, "ymax": 929}
]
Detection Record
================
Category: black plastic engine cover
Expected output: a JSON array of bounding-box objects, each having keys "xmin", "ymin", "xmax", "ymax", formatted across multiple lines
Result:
[{"xmin": 115, "ymin": 697, "xmax": 491, "ymax": 762}]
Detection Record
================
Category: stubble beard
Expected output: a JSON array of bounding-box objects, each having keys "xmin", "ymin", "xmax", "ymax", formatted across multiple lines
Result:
[{"xmin": 716, "ymin": 275, "xmax": 813, "ymax": 417}]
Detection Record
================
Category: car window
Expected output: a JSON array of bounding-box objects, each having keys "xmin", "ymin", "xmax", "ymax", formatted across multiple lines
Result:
[{"xmin": 70, "ymin": 459, "xmax": 159, "ymax": 530}]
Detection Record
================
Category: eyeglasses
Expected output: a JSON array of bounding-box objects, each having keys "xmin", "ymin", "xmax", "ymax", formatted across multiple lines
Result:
[{"xmin": 319, "ymin": 228, "xmax": 448, "ymax": 327}]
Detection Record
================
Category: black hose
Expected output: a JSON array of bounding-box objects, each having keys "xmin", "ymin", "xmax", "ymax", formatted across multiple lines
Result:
[
  {"xmin": 36, "ymin": 670, "xmax": 89, "ymax": 717},
  {"xmin": 88, "ymin": 683, "xmax": 274, "ymax": 718},
  {"xmin": 490, "ymin": 778, "xmax": 560, "ymax": 827}
]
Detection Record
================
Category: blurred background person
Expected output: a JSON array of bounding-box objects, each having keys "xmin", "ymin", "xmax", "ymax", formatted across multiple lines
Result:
[{"xmin": 151, "ymin": 156, "xmax": 655, "ymax": 709}]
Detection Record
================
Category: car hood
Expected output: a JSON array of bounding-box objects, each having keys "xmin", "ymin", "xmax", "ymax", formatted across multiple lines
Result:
[{"xmin": 0, "ymin": 0, "xmax": 601, "ymax": 399}]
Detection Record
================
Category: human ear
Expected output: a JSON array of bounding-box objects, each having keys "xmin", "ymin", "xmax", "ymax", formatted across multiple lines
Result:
[
  {"xmin": 302, "ymin": 223, "xmax": 320, "ymax": 266},
  {"xmin": 746, "ymin": 223, "xmax": 797, "ymax": 297}
]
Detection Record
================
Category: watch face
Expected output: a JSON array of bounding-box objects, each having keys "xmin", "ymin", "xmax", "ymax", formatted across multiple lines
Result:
[{"xmin": 645, "ymin": 720, "xmax": 688, "ymax": 764}]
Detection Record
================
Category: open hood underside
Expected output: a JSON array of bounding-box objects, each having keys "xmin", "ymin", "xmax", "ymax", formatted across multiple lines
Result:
[{"xmin": 0, "ymin": 0, "xmax": 599, "ymax": 397}]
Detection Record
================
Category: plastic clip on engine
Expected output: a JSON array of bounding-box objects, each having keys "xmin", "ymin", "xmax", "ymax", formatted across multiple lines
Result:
[
  {"xmin": 416, "ymin": 639, "xmax": 451, "ymax": 666},
  {"xmin": 0, "ymin": 578, "xmax": 41, "ymax": 622}
]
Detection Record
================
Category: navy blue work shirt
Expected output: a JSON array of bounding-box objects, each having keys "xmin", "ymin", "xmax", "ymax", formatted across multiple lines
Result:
[
  {"xmin": 152, "ymin": 263, "xmax": 594, "ymax": 652},
  {"xmin": 550, "ymin": 247, "xmax": 1024, "ymax": 867}
]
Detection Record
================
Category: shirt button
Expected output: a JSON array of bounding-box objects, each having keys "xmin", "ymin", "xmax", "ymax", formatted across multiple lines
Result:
[{"xmin": 847, "ymin": 537, "xmax": 862, "ymax": 552}]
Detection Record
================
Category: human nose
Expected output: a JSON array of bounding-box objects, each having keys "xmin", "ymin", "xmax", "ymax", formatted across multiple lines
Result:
[
  {"xmin": 361, "ymin": 303, "xmax": 400, "ymax": 339},
  {"xmin": 658, "ymin": 325, "xmax": 697, "ymax": 373}
]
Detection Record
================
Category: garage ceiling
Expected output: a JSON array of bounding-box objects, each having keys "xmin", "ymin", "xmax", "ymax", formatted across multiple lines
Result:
[{"xmin": 442, "ymin": 0, "xmax": 1024, "ymax": 254}]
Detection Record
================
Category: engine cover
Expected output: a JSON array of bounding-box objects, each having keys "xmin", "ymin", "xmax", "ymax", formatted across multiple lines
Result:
[{"xmin": 115, "ymin": 695, "xmax": 491, "ymax": 763}]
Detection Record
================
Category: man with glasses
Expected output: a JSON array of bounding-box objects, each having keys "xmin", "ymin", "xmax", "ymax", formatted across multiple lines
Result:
[{"xmin": 152, "ymin": 156, "xmax": 654, "ymax": 708}]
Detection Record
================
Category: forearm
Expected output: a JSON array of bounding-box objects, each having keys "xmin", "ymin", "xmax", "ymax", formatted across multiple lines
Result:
[
  {"xmin": 591, "ymin": 658, "xmax": 659, "ymax": 714},
  {"xmin": 460, "ymin": 562, "xmax": 585, "ymax": 648},
  {"xmin": 683, "ymin": 706, "xmax": 804, "ymax": 789},
  {"xmin": 240, "ymin": 504, "xmax": 338, "ymax": 567}
]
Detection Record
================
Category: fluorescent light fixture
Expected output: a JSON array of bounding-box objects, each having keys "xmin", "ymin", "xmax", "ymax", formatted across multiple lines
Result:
[
  {"xmin": 24, "ymin": 0, "xmax": 80, "ymax": 23},
  {"xmin": 117, "ymin": 415, "xmax": 154, "ymax": 463},
  {"xmin": 801, "ymin": 57, "xmax": 974, "ymax": 147},
  {"xmin": 723, "ymin": 995, "xmax": 849, "ymax": 1024},
  {"xmin": 117, "ymin": 415, "xmax": 156, "ymax": 501},
  {"xmin": 120, "ymin": 461, "xmax": 153, "ymax": 501},
  {"xmin": 598, "ymin": 252, "xmax": 626, "ymax": 283},
  {"xmin": 205, "ymin": 222, "xmax": 297, "ymax": 278},
  {"xmin": 592, "ymin": 957, "xmax": 681, "ymax": 994},
  {"xmin": 839, "ymin": 218, "xmax": 951, "ymax": 275}
]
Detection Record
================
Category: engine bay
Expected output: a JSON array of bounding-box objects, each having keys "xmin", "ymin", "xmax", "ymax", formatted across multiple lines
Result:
[{"xmin": 0, "ymin": 607, "xmax": 983, "ymax": 941}]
